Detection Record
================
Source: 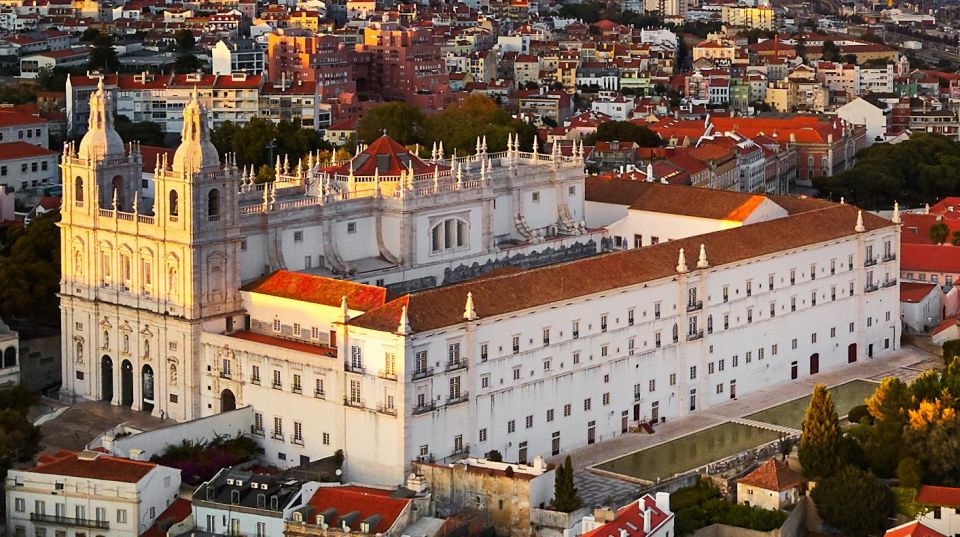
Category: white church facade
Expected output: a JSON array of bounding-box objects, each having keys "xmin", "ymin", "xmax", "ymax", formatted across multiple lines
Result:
[{"xmin": 60, "ymin": 81, "xmax": 902, "ymax": 487}]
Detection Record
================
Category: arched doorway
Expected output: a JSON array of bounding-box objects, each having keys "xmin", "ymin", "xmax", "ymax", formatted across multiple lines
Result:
[
  {"xmin": 141, "ymin": 364, "xmax": 155, "ymax": 412},
  {"xmin": 221, "ymin": 389, "xmax": 236, "ymax": 412},
  {"xmin": 101, "ymin": 355, "xmax": 113, "ymax": 402},
  {"xmin": 120, "ymin": 360, "xmax": 133, "ymax": 407},
  {"xmin": 847, "ymin": 343, "xmax": 858, "ymax": 363},
  {"xmin": 111, "ymin": 176, "xmax": 124, "ymax": 210},
  {"xmin": 809, "ymin": 353, "xmax": 820, "ymax": 375}
]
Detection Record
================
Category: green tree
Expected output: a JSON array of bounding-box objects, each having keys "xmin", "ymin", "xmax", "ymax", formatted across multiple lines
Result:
[
  {"xmin": 944, "ymin": 340, "xmax": 960, "ymax": 367},
  {"xmin": 811, "ymin": 465, "xmax": 894, "ymax": 537},
  {"xmin": 174, "ymin": 55, "xmax": 203, "ymax": 74},
  {"xmin": 552, "ymin": 456, "xmax": 581, "ymax": 512},
  {"xmin": 863, "ymin": 377, "xmax": 910, "ymax": 476},
  {"xmin": 795, "ymin": 35, "xmax": 807, "ymax": 62},
  {"xmin": 114, "ymin": 116, "xmax": 166, "ymax": 146},
  {"xmin": 898, "ymin": 457, "xmax": 922, "ymax": 489},
  {"xmin": 80, "ymin": 27, "xmax": 101, "ymax": 42},
  {"xmin": 822, "ymin": 40, "xmax": 841, "ymax": 62},
  {"xmin": 799, "ymin": 384, "xmax": 842, "ymax": 477},
  {"xmin": 88, "ymin": 32, "xmax": 119, "ymax": 72},
  {"xmin": 0, "ymin": 213, "xmax": 61, "ymax": 327},
  {"xmin": 425, "ymin": 94, "xmax": 535, "ymax": 156},
  {"xmin": 174, "ymin": 29, "xmax": 195, "ymax": 51},
  {"xmin": 584, "ymin": 120, "xmax": 661, "ymax": 147},
  {"xmin": 932, "ymin": 222, "xmax": 950, "ymax": 244},
  {"xmin": 356, "ymin": 102, "xmax": 426, "ymax": 145}
]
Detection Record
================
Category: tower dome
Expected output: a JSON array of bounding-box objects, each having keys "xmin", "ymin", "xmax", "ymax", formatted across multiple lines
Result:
[
  {"xmin": 172, "ymin": 88, "xmax": 220, "ymax": 175},
  {"xmin": 77, "ymin": 77, "xmax": 125, "ymax": 160}
]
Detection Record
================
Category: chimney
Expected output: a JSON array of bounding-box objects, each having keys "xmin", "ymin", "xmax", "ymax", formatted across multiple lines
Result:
[
  {"xmin": 643, "ymin": 508, "xmax": 652, "ymax": 533},
  {"xmin": 655, "ymin": 492, "xmax": 671, "ymax": 512}
]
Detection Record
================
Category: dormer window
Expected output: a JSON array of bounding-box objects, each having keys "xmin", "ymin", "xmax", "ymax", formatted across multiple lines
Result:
[
  {"xmin": 230, "ymin": 490, "xmax": 240, "ymax": 505},
  {"xmin": 270, "ymin": 497, "xmax": 279, "ymax": 510},
  {"xmin": 257, "ymin": 494, "xmax": 265, "ymax": 508}
]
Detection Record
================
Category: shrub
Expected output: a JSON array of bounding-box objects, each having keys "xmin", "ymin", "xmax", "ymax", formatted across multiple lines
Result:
[
  {"xmin": 944, "ymin": 340, "xmax": 960, "ymax": 366},
  {"xmin": 847, "ymin": 404, "xmax": 872, "ymax": 425},
  {"xmin": 152, "ymin": 435, "xmax": 257, "ymax": 485},
  {"xmin": 671, "ymin": 478, "xmax": 721, "ymax": 511},
  {"xmin": 486, "ymin": 449, "xmax": 503, "ymax": 462},
  {"xmin": 898, "ymin": 457, "xmax": 922, "ymax": 489}
]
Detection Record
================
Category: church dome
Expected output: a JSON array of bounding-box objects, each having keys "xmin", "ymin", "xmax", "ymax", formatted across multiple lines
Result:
[
  {"xmin": 172, "ymin": 89, "xmax": 220, "ymax": 175},
  {"xmin": 77, "ymin": 78, "xmax": 125, "ymax": 160}
]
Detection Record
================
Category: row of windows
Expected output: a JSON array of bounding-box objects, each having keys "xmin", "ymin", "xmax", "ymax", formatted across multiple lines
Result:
[
  {"xmin": 15, "ymin": 498, "xmax": 129, "ymax": 524},
  {"xmin": 0, "ymin": 160, "xmax": 48, "ymax": 177}
]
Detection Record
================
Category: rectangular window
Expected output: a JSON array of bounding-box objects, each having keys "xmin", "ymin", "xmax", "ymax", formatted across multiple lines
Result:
[
  {"xmin": 542, "ymin": 328, "xmax": 550, "ymax": 346},
  {"xmin": 690, "ymin": 366, "xmax": 697, "ymax": 380},
  {"xmin": 272, "ymin": 369, "xmax": 281, "ymax": 388},
  {"xmin": 351, "ymin": 345, "xmax": 363, "ymax": 369},
  {"xmin": 628, "ymin": 309, "xmax": 634, "ymax": 326},
  {"xmin": 547, "ymin": 408, "xmax": 555, "ymax": 422},
  {"xmin": 273, "ymin": 416, "xmax": 283, "ymax": 437},
  {"xmin": 512, "ymin": 335, "xmax": 520, "ymax": 354},
  {"xmin": 602, "ymin": 392, "xmax": 610, "ymax": 405},
  {"xmin": 292, "ymin": 374, "xmax": 302, "ymax": 393},
  {"xmin": 293, "ymin": 323, "xmax": 301, "ymax": 337},
  {"xmin": 480, "ymin": 343, "xmax": 488, "ymax": 362},
  {"xmin": 649, "ymin": 379, "xmax": 656, "ymax": 392},
  {"xmin": 479, "ymin": 428, "xmax": 487, "ymax": 442},
  {"xmin": 526, "ymin": 415, "xmax": 533, "ymax": 428},
  {"xmin": 584, "ymin": 398, "xmax": 592, "ymax": 411},
  {"xmin": 600, "ymin": 315, "xmax": 608, "ymax": 332},
  {"xmin": 564, "ymin": 403, "xmax": 572, "ymax": 416},
  {"xmin": 350, "ymin": 379, "xmax": 361, "ymax": 403},
  {"xmin": 252, "ymin": 365, "xmax": 260, "ymax": 384},
  {"xmin": 670, "ymin": 373, "xmax": 676, "ymax": 386},
  {"xmin": 507, "ymin": 420, "xmax": 515, "ymax": 433},
  {"xmin": 293, "ymin": 421, "xmax": 302, "ymax": 442}
]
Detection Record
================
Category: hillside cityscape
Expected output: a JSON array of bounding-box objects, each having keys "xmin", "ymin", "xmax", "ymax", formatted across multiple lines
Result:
[{"xmin": 1, "ymin": 0, "xmax": 960, "ymax": 535}]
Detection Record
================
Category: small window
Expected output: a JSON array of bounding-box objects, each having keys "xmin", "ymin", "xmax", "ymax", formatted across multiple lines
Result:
[
  {"xmin": 293, "ymin": 231, "xmax": 303, "ymax": 242},
  {"xmin": 347, "ymin": 222, "xmax": 357, "ymax": 234}
]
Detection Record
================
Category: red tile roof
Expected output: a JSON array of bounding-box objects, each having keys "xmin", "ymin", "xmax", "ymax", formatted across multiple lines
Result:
[
  {"xmin": 586, "ymin": 177, "xmax": 769, "ymax": 221},
  {"xmin": 901, "ymin": 282, "xmax": 938, "ymax": 303},
  {"xmin": 738, "ymin": 459, "xmax": 804, "ymax": 492},
  {"xmin": 27, "ymin": 450, "xmax": 160, "ymax": 483},
  {"xmin": 229, "ymin": 331, "xmax": 336, "ymax": 358},
  {"xmin": 141, "ymin": 499, "xmax": 192, "ymax": 537},
  {"xmin": 582, "ymin": 496, "xmax": 671, "ymax": 537},
  {"xmin": 331, "ymin": 134, "xmax": 440, "ymax": 176},
  {"xmin": 0, "ymin": 142, "xmax": 56, "ymax": 160},
  {"xmin": 886, "ymin": 521, "xmax": 946, "ymax": 537},
  {"xmin": 306, "ymin": 486, "xmax": 410, "ymax": 533},
  {"xmin": 139, "ymin": 145, "xmax": 175, "ymax": 173},
  {"xmin": 917, "ymin": 485, "xmax": 960, "ymax": 507},
  {"xmin": 351, "ymin": 202, "xmax": 893, "ymax": 333},
  {"xmin": 242, "ymin": 270, "xmax": 386, "ymax": 311},
  {"xmin": 0, "ymin": 110, "xmax": 46, "ymax": 127},
  {"xmin": 901, "ymin": 244, "xmax": 960, "ymax": 273}
]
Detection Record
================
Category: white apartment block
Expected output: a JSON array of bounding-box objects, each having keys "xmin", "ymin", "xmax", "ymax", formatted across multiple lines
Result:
[
  {"xmin": 0, "ymin": 142, "xmax": 58, "ymax": 192},
  {"xmin": 0, "ymin": 111, "xmax": 48, "ymax": 147},
  {"xmin": 5, "ymin": 450, "xmax": 180, "ymax": 537}
]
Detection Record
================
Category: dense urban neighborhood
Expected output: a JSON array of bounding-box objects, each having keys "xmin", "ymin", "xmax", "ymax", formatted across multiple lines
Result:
[{"xmin": 2, "ymin": 0, "xmax": 960, "ymax": 534}]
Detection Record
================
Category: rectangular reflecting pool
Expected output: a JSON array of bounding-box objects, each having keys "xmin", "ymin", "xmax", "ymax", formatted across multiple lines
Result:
[
  {"xmin": 746, "ymin": 379, "xmax": 880, "ymax": 429},
  {"xmin": 594, "ymin": 423, "xmax": 780, "ymax": 482}
]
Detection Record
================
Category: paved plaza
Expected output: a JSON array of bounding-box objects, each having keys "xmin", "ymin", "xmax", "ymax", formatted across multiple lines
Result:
[{"xmin": 551, "ymin": 345, "xmax": 940, "ymax": 506}]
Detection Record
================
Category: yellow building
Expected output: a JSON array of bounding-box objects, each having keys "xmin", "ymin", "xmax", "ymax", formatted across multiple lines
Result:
[{"xmin": 721, "ymin": 5, "xmax": 776, "ymax": 30}]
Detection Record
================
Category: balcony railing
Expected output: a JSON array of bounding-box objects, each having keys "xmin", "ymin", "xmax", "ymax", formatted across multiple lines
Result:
[
  {"xmin": 883, "ymin": 253, "xmax": 897, "ymax": 262},
  {"xmin": 31, "ymin": 513, "xmax": 109, "ymax": 530},
  {"xmin": 343, "ymin": 397, "xmax": 365, "ymax": 409},
  {"xmin": 250, "ymin": 425, "xmax": 264, "ymax": 437},
  {"xmin": 882, "ymin": 279, "xmax": 898, "ymax": 288},
  {"xmin": 687, "ymin": 330, "xmax": 704, "ymax": 341},
  {"xmin": 445, "ymin": 360, "xmax": 467, "ymax": 372},
  {"xmin": 447, "ymin": 392, "xmax": 470, "ymax": 406},
  {"xmin": 292, "ymin": 385, "xmax": 302, "ymax": 394},
  {"xmin": 271, "ymin": 431, "xmax": 284, "ymax": 441},
  {"xmin": 412, "ymin": 401, "xmax": 436, "ymax": 415},
  {"xmin": 314, "ymin": 388, "xmax": 325, "ymax": 399},
  {"xmin": 686, "ymin": 300, "xmax": 703, "ymax": 312},
  {"xmin": 864, "ymin": 257, "xmax": 878, "ymax": 267},
  {"xmin": 272, "ymin": 382, "xmax": 282, "ymax": 390},
  {"xmin": 219, "ymin": 371, "xmax": 232, "ymax": 379},
  {"xmin": 864, "ymin": 283, "xmax": 879, "ymax": 293},
  {"xmin": 378, "ymin": 369, "xmax": 397, "ymax": 380},
  {"xmin": 292, "ymin": 437, "xmax": 304, "ymax": 446},
  {"xmin": 412, "ymin": 367, "xmax": 434, "ymax": 381},
  {"xmin": 345, "ymin": 363, "xmax": 365, "ymax": 374},
  {"xmin": 376, "ymin": 402, "xmax": 398, "ymax": 416}
]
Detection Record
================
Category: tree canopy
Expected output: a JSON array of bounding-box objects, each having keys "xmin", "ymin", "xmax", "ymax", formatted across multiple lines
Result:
[
  {"xmin": 799, "ymin": 384, "xmax": 842, "ymax": 477},
  {"xmin": 811, "ymin": 465, "xmax": 894, "ymax": 537},
  {"xmin": 210, "ymin": 119, "xmax": 331, "ymax": 179},
  {"xmin": 0, "ymin": 213, "xmax": 61, "ymax": 328},
  {"xmin": 813, "ymin": 134, "xmax": 960, "ymax": 209},
  {"xmin": 88, "ymin": 32, "xmax": 119, "ymax": 72},
  {"xmin": 356, "ymin": 102, "xmax": 426, "ymax": 146},
  {"xmin": 552, "ymin": 456, "xmax": 581, "ymax": 512},
  {"xmin": 584, "ymin": 120, "xmax": 662, "ymax": 147},
  {"xmin": 114, "ymin": 115, "xmax": 166, "ymax": 147}
]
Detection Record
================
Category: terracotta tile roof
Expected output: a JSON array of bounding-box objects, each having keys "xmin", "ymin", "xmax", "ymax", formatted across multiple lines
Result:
[
  {"xmin": 901, "ymin": 244, "xmax": 960, "ymax": 273},
  {"xmin": 229, "ymin": 331, "xmax": 336, "ymax": 358},
  {"xmin": 141, "ymin": 499, "xmax": 192, "ymax": 537},
  {"xmin": 582, "ymin": 496, "xmax": 671, "ymax": 537},
  {"xmin": 0, "ymin": 142, "xmax": 56, "ymax": 160},
  {"xmin": 327, "ymin": 116, "xmax": 357, "ymax": 131},
  {"xmin": 242, "ymin": 270, "xmax": 386, "ymax": 311},
  {"xmin": 917, "ymin": 485, "xmax": 960, "ymax": 507},
  {"xmin": 331, "ymin": 134, "xmax": 440, "ymax": 176},
  {"xmin": 932, "ymin": 314, "xmax": 959, "ymax": 336},
  {"xmin": 0, "ymin": 110, "xmax": 46, "ymax": 127},
  {"xmin": 885, "ymin": 521, "xmax": 946, "ymax": 537},
  {"xmin": 27, "ymin": 449, "xmax": 160, "ymax": 483},
  {"xmin": 738, "ymin": 459, "xmax": 804, "ymax": 492},
  {"xmin": 139, "ymin": 145, "xmax": 175, "ymax": 173},
  {"xmin": 306, "ymin": 486, "xmax": 410, "ymax": 533},
  {"xmin": 901, "ymin": 282, "xmax": 938, "ymax": 303},
  {"xmin": 351, "ymin": 202, "xmax": 893, "ymax": 333},
  {"xmin": 585, "ymin": 177, "xmax": 768, "ymax": 221}
]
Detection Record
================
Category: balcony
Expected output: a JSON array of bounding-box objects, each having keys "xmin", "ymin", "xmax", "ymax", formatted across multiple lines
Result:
[
  {"xmin": 882, "ymin": 279, "xmax": 898, "ymax": 288},
  {"xmin": 447, "ymin": 392, "xmax": 470, "ymax": 406},
  {"xmin": 251, "ymin": 378, "xmax": 260, "ymax": 386},
  {"xmin": 30, "ymin": 513, "xmax": 109, "ymax": 530},
  {"xmin": 250, "ymin": 425, "xmax": 264, "ymax": 437},
  {"xmin": 271, "ymin": 431, "xmax": 284, "ymax": 441},
  {"xmin": 864, "ymin": 283, "xmax": 879, "ymax": 293},
  {"xmin": 376, "ymin": 402, "xmax": 398, "ymax": 416},
  {"xmin": 314, "ymin": 388, "xmax": 325, "ymax": 399},
  {"xmin": 864, "ymin": 258, "xmax": 878, "ymax": 267},
  {"xmin": 883, "ymin": 253, "xmax": 897, "ymax": 262},
  {"xmin": 345, "ymin": 363, "xmax": 365, "ymax": 374},
  {"xmin": 272, "ymin": 382, "xmax": 282, "ymax": 390},
  {"xmin": 292, "ymin": 385, "xmax": 302, "ymax": 394},
  {"xmin": 687, "ymin": 330, "xmax": 704, "ymax": 341},
  {"xmin": 412, "ymin": 401, "xmax": 436, "ymax": 415},
  {"xmin": 686, "ymin": 300, "xmax": 703, "ymax": 312},
  {"xmin": 412, "ymin": 367, "xmax": 434, "ymax": 381},
  {"xmin": 343, "ymin": 397, "xmax": 365, "ymax": 409},
  {"xmin": 445, "ymin": 359, "xmax": 467, "ymax": 372},
  {"xmin": 292, "ymin": 437, "xmax": 304, "ymax": 446},
  {"xmin": 219, "ymin": 371, "xmax": 232, "ymax": 380},
  {"xmin": 378, "ymin": 369, "xmax": 397, "ymax": 381}
]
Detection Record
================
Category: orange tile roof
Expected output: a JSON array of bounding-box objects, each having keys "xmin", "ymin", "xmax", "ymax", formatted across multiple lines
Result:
[
  {"xmin": 901, "ymin": 282, "xmax": 938, "ymax": 303},
  {"xmin": 738, "ymin": 459, "xmax": 804, "ymax": 492},
  {"xmin": 901, "ymin": 244, "xmax": 960, "ymax": 273},
  {"xmin": 582, "ymin": 496, "xmax": 671, "ymax": 537},
  {"xmin": 917, "ymin": 485, "xmax": 960, "ymax": 507},
  {"xmin": 331, "ymin": 134, "xmax": 441, "ymax": 176},
  {"xmin": 886, "ymin": 521, "xmax": 946, "ymax": 537},
  {"xmin": 0, "ymin": 110, "xmax": 46, "ymax": 127},
  {"xmin": 229, "ymin": 331, "xmax": 336, "ymax": 358},
  {"xmin": 141, "ymin": 499, "xmax": 192, "ymax": 537},
  {"xmin": 27, "ymin": 450, "xmax": 160, "ymax": 483},
  {"xmin": 306, "ymin": 486, "xmax": 410, "ymax": 533},
  {"xmin": 586, "ymin": 177, "xmax": 768, "ymax": 221},
  {"xmin": 0, "ymin": 142, "xmax": 56, "ymax": 160},
  {"xmin": 242, "ymin": 270, "xmax": 386, "ymax": 311},
  {"xmin": 351, "ymin": 202, "xmax": 893, "ymax": 333}
]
